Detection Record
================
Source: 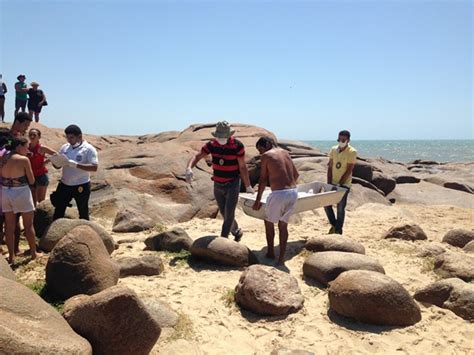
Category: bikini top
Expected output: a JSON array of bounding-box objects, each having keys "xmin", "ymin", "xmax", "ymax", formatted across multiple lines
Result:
[{"xmin": 2, "ymin": 175, "xmax": 29, "ymax": 188}]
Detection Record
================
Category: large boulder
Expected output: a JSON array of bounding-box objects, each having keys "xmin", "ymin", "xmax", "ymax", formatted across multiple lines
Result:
[
  {"xmin": 190, "ymin": 236, "xmax": 258, "ymax": 267},
  {"xmin": 383, "ymin": 224, "xmax": 428, "ymax": 241},
  {"xmin": 352, "ymin": 177, "xmax": 385, "ymax": 196},
  {"xmin": 464, "ymin": 240, "xmax": 474, "ymax": 253},
  {"xmin": 34, "ymin": 200, "xmax": 78, "ymax": 238},
  {"xmin": 112, "ymin": 208, "xmax": 156, "ymax": 233},
  {"xmin": 305, "ymin": 235, "xmax": 365, "ymax": 254},
  {"xmin": 116, "ymin": 256, "xmax": 164, "ymax": 277},
  {"xmin": 328, "ymin": 270, "xmax": 422, "ymax": 326},
  {"xmin": 63, "ymin": 285, "xmax": 161, "ymax": 355},
  {"xmin": 352, "ymin": 161, "xmax": 374, "ymax": 182},
  {"xmin": 434, "ymin": 253, "xmax": 474, "ymax": 282},
  {"xmin": 442, "ymin": 229, "xmax": 474, "ymax": 248},
  {"xmin": 39, "ymin": 218, "xmax": 117, "ymax": 254},
  {"xmin": 414, "ymin": 278, "xmax": 474, "ymax": 322},
  {"xmin": 303, "ymin": 252, "xmax": 385, "ymax": 286},
  {"xmin": 235, "ymin": 265, "xmax": 304, "ymax": 316},
  {"xmin": 0, "ymin": 276, "xmax": 92, "ymax": 354},
  {"xmin": 144, "ymin": 227, "xmax": 193, "ymax": 252},
  {"xmin": 140, "ymin": 297, "xmax": 179, "ymax": 328},
  {"xmin": 0, "ymin": 257, "xmax": 16, "ymax": 281},
  {"xmin": 443, "ymin": 182, "xmax": 473, "ymax": 194},
  {"xmin": 416, "ymin": 244, "xmax": 446, "ymax": 258},
  {"xmin": 46, "ymin": 225, "xmax": 120, "ymax": 299},
  {"xmin": 371, "ymin": 173, "xmax": 396, "ymax": 196},
  {"xmin": 393, "ymin": 174, "xmax": 420, "ymax": 184}
]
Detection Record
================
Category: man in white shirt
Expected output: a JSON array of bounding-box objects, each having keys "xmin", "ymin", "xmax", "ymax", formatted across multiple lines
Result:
[{"xmin": 52, "ymin": 124, "xmax": 98, "ymax": 220}]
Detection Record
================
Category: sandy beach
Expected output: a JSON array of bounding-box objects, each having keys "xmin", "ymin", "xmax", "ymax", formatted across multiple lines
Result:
[{"xmin": 15, "ymin": 199, "xmax": 473, "ymax": 354}]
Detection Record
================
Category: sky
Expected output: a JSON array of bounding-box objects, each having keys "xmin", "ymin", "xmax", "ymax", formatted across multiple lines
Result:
[{"xmin": 0, "ymin": 0, "xmax": 472, "ymax": 140}]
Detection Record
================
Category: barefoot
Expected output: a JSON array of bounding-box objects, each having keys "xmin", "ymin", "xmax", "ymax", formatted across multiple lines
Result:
[{"xmin": 31, "ymin": 251, "xmax": 43, "ymax": 260}]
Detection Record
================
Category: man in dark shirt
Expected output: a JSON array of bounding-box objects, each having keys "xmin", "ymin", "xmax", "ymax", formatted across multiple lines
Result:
[
  {"xmin": 186, "ymin": 121, "xmax": 253, "ymax": 241},
  {"xmin": 27, "ymin": 82, "xmax": 47, "ymax": 123}
]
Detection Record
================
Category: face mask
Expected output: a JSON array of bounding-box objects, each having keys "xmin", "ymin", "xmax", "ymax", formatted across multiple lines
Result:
[
  {"xmin": 338, "ymin": 141, "xmax": 348, "ymax": 149},
  {"xmin": 216, "ymin": 138, "xmax": 228, "ymax": 145},
  {"xmin": 72, "ymin": 141, "xmax": 81, "ymax": 148}
]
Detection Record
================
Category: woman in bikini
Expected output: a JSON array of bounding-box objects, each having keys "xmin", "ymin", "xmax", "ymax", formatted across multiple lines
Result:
[{"xmin": 1, "ymin": 137, "xmax": 38, "ymax": 264}]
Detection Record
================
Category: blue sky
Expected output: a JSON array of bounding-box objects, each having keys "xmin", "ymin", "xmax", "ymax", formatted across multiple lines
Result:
[{"xmin": 0, "ymin": 0, "xmax": 472, "ymax": 140}]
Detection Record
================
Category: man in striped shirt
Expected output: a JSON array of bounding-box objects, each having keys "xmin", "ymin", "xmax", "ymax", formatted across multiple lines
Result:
[{"xmin": 186, "ymin": 121, "xmax": 253, "ymax": 241}]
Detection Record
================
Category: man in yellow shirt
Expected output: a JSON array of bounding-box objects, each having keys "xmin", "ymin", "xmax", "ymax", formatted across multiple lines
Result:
[{"xmin": 325, "ymin": 130, "xmax": 357, "ymax": 235}]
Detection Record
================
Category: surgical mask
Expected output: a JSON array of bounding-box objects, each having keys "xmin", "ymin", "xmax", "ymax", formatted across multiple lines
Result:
[
  {"xmin": 338, "ymin": 141, "xmax": 348, "ymax": 149},
  {"xmin": 72, "ymin": 141, "xmax": 82, "ymax": 148},
  {"xmin": 216, "ymin": 138, "xmax": 228, "ymax": 145}
]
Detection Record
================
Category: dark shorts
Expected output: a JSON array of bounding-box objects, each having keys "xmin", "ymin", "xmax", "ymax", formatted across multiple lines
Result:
[
  {"xmin": 34, "ymin": 174, "xmax": 49, "ymax": 187},
  {"xmin": 15, "ymin": 99, "xmax": 27, "ymax": 110},
  {"xmin": 28, "ymin": 102, "xmax": 43, "ymax": 113}
]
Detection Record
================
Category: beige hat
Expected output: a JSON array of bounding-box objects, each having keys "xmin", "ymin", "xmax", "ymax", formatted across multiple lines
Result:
[
  {"xmin": 211, "ymin": 121, "xmax": 235, "ymax": 138},
  {"xmin": 30, "ymin": 81, "xmax": 40, "ymax": 86}
]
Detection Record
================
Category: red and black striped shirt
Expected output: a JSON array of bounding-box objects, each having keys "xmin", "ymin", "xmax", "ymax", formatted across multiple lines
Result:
[{"xmin": 201, "ymin": 137, "xmax": 245, "ymax": 183}]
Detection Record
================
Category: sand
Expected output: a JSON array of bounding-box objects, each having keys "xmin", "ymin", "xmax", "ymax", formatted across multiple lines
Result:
[
  {"xmin": 99, "ymin": 201, "xmax": 473, "ymax": 355},
  {"xmin": 10, "ymin": 198, "xmax": 473, "ymax": 354}
]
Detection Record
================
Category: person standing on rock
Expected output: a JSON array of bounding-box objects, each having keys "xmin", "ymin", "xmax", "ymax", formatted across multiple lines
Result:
[
  {"xmin": 325, "ymin": 130, "xmax": 357, "ymax": 235},
  {"xmin": 0, "ymin": 74, "xmax": 7, "ymax": 123},
  {"xmin": 27, "ymin": 82, "xmax": 47, "ymax": 123},
  {"xmin": 14, "ymin": 75, "xmax": 29, "ymax": 117},
  {"xmin": 11, "ymin": 112, "xmax": 32, "ymax": 137},
  {"xmin": 252, "ymin": 136, "xmax": 299, "ymax": 266},
  {"xmin": 51, "ymin": 124, "xmax": 98, "ymax": 221},
  {"xmin": 185, "ymin": 121, "xmax": 253, "ymax": 242}
]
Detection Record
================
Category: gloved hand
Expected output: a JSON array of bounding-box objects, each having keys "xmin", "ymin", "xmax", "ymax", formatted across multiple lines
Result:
[
  {"xmin": 245, "ymin": 186, "xmax": 254, "ymax": 193},
  {"xmin": 185, "ymin": 168, "xmax": 194, "ymax": 184},
  {"xmin": 67, "ymin": 159, "xmax": 78, "ymax": 168}
]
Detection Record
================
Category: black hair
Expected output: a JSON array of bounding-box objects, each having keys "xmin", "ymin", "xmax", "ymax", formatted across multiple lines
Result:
[
  {"xmin": 6, "ymin": 137, "xmax": 28, "ymax": 151},
  {"xmin": 256, "ymin": 136, "xmax": 276, "ymax": 149},
  {"xmin": 64, "ymin": 124, "xmax": 82, "ymax": 136},
  {"xmin": 14, "ymin": 112, "xmax": 32, "ymax": 124},
  {"xmin": 0, "ymin": 128, "xmax": 11, "ymax": 148},
  {"xmin": 338, "ymin": 130, "xmax": 351, "ymax": 139},
  {"xmin": 29, "ymin": 128, "xmax": 42, "ymax": 138}
]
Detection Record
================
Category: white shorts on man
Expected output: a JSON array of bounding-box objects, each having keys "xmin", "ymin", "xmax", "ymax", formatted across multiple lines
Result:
[{"xmin": 265, "ymin": 188, "xmax": 298, "ymax": 224}]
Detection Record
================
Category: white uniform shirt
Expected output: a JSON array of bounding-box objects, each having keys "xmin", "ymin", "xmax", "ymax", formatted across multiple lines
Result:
[{"xmin": 59, "ymin": 140, "xmax": 98, "ymax": 186}]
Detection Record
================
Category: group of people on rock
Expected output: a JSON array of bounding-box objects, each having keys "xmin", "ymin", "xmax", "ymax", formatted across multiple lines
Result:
[
  {"xmin": 0, "ymin": 74, "xmax": 47, "ymax": 123},
  {"xmin": 186, "ymin": 121, "xmax": 357, "ymax": 266},
  {"xmin": 0, "ymin": 113, "xmax": 98, "ymax": 264},
  {"xmin": 0, "ymin": 114, "xmax": 355, "ymax": 268}
]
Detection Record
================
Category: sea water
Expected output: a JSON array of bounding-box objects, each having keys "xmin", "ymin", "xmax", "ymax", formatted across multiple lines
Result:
[{"xmin": 305, "ymin": 140, "xmax": 474, "ymax": 163}]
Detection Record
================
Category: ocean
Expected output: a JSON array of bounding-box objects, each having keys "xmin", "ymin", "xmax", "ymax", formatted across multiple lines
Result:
[{"xmin": 304, "ymin": 140, "xmax": 474, "ymax": 163}]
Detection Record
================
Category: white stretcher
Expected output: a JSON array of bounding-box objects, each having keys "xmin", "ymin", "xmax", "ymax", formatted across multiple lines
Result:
[{"xmin": 239, "ymin": 181, "xmax": 347, "ymax": 220}]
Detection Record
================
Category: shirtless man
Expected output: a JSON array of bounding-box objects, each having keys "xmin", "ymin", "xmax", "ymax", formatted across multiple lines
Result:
[{"xmin": 252, "ymin": 136, "xmax": 299, "ymax": 265}]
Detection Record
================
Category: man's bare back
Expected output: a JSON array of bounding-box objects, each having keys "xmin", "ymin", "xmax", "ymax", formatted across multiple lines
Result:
[{"xmin": 261, "ymin": 148, "xmax": 299, "ymax": 191}]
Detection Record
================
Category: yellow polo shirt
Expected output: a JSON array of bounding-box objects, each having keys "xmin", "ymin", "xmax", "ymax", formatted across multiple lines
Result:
[{"xmin": 329, "ymin": 145, "xmax": 357, "ymax": 187}]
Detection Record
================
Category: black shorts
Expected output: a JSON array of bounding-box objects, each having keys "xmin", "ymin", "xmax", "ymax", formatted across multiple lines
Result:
[
  {"xmin": 28, "ymin": 103, "xmax": 43, "ymax": 113},
  {"xmin": 34, "ymin": 174, "xmax": 49, "ymax": 187},
  {"xmin": 15, "ymin": 99, "xmax": 27, "ymax": 110}
]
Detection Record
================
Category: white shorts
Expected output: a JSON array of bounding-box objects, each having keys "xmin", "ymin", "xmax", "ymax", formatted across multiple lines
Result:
[
  {"xmin": 265, "ymin": 188, "xmax": 298, "ymax": 224},
  {"xmin": 2, "ymin": 186, "xmax": 35, "ymax": 213}
]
